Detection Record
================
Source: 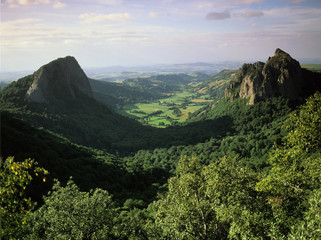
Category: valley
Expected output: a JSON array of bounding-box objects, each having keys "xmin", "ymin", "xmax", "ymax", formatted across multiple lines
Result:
[
  {"xmin": 1, "ymin": 49, "xmax": 321, "ymax": 240},
  {"xmin": 90, "ymin": 70, "xmax": 237, "ymax": 127},
  {"xmin": 118, "ymin": 87, "xmax": 213, "ymax": 127}
]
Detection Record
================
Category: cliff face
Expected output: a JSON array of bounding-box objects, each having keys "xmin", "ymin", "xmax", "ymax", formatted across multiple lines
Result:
[
  {"xmin": 225, "ymin": 49, "xmax": 308, "ymax": 104},
  {"xmin": 262, "ymin": 48, "xmax": 303, "ymax": 100},
  {"xmin": 26, "ymin": 56, "xmax": 92, "ymax": 103}
]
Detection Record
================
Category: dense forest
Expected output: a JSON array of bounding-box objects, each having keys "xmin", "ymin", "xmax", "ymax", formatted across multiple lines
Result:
[{"xmin": 1, "ymin": 59, "xmax": 321, "ymax": 239}]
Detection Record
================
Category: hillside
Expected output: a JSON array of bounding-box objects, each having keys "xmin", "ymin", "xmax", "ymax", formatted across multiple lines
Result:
[
  {"xmin": 1, "ymin": 50, "xmax": 321, "ymax": 239},
  {"xmin": 0, "ymin": 58, "xmax": 241, "ymax": 155},
  {"xmin": 193, "ymin": 69, "xmax": 237, "ymax": 100}
]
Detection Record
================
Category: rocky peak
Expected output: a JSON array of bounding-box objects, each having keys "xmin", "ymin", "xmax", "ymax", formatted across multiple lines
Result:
[
  {"xmin": 26, "ymin": 56, "xmax": 92, "ymax": 103},
  {"xmin": 262, "ymin": 48, "xmax": 303, "ymax": 100},
  {"xmin": 225, "ymin": 49, "xmax": 305, "ymax": 104}
]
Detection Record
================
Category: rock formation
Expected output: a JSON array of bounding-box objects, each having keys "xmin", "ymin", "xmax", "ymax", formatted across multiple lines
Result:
[
  {"xmin": 225, "ymin": 48, "xmax": 311, "ymax": 104},
  {"xmin": 262, "ymin": 48, "xmax": 303, "ymax": 100},
  {"xmin": 26, "ymin": 56, "xmax": 92, "ymax": 103}
]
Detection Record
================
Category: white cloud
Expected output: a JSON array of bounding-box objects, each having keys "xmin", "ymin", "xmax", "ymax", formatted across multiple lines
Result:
[
  {"xmin": 149, "ymin": 12, "xmax": 162, "ymax": 18},
  {"xmin": 53, "ymin": 1, "xmax": 66, "ymax": 9},
  {"xmin": 63, "ymin": 39, "xmax": 81, "ymax": 45},
  {"xmin": 6, "ymin": 0, "xmax": 50, "ymax": 6},
  {"xmin": 149, "ymin": 12, "xmax": 170, "ymax": 18},
  {"xmin": 2, "ymin": 17, "xmax": 43, "ymax": 25},
  {"xmin": 4, "ymin": 0, "xmax": 69, "ymax": 8},
  {"xmin": 79, "ymin": 12, "xmax": 132, "ymax": 24}
]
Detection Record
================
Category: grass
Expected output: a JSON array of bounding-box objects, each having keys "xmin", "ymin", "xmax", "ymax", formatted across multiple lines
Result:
[
  {"xmin": 301, "ymin": 64, "xmax": 321, "ymax": 72},
  {"xmin": 117, "ymin": 89, "xmax": 212, "ymax": 127}
]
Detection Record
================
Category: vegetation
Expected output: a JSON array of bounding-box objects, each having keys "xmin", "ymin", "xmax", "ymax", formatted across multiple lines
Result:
[
  {"xmin": 1, "ymin": 64, "xmax": 321, "ymax": 239},
  {"xmin": 91, "ymin": 72, "xmax": 228, "ymax": 127},
  {"xmin": 1, "ymin": 91, "xmax": 318, "ymax": 239},
  {"xmin": 301, "ymin": 63, "xmax": 321, "ymax": 72},
  {"xmin": 0, "ymin": 157, "xmax": 47, "ymax": 239}
]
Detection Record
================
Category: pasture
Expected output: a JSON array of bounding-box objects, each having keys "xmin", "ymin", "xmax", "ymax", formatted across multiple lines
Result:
[{"xmin": 118, "ymin": 89, "xmax": 212, "ymax": 127}]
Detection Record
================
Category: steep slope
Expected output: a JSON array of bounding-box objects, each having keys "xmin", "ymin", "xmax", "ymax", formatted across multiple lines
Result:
[
  {"xmin": 0, "ymin": 58, "xmax": 151, "ymax": 154},
  {"xmin": 26, "ymin": 56, "xmax": 92, "ymax": 103},
  {"xmin": 0, "ymin": 58, "xmax": 231, "ymax": 155},
  {"xmin": 195, "ymin": 69, "xmax": 238, "ymax": 100},
  {"xmin": 225, "ymin": 48, "xmax": 321, "ymax": 104},
  {"xmin": 89, "ymin": 78, "xmax": 158, "ymax": 107},
  {"xmin": 1, "ymin": 111, "xmax": 168, "ymax": 202}
]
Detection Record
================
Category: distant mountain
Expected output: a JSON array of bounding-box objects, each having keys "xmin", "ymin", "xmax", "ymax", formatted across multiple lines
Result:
[
  {"xmin": 90, "ymin": 73, "xmax": 210, "ymax": 108},
  {"xmin": 84, "ymin": 61, "xmax": 242, "ymax": 81},
  {"xmin": 225, "ymin": 48, "xmax": 321, "ymax": 104}
]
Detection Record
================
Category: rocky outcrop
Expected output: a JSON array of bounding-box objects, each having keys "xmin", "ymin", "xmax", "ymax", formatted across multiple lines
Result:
[
  {"xmin": 225, "ymin": 48, "xmax": 310, "ymax": 104},
  {"xmin": 262, "ymin": 48, "xmax": 303, "ymax": 100},
  {"xmin": 26, "ymin": 56, "xmax": 92, "ymax": 103}
]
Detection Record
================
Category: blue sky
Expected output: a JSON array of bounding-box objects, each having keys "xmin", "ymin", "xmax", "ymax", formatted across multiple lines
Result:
[{"xmin": 1, "ymin": 0, "xmax": 321, "ymax": 71}]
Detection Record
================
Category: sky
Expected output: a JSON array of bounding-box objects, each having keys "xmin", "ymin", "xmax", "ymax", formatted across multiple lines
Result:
[{"xmin": 1, "ymin": 0, "xmax": 321, "ymax": 71}]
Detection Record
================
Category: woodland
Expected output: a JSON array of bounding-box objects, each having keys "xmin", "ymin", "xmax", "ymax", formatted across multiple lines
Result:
[{"xmin": 0, "ymin": 61, "xmax": 321, "ymax": 239}]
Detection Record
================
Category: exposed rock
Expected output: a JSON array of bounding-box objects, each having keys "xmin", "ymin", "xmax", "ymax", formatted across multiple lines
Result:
[
  {"xmin": 262, "ymin": 48, "xmax": 303, "ymax": 100},
  {"xmin": 26, "ymin": 56, "xmax": 92, "ymax": 103},
  {"xmin": 225, "ymin": 48, "xmax": 315, "ymax": 104},
  {"xmin": 238, "ymin": 62, "xmax": 264, "ymax": 105}
]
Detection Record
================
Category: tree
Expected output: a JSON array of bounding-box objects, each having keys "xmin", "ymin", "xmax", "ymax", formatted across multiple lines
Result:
[
  {"xmin": 25, "ymin": 179, "xmax": 118, "ymax": 240},
  {"xmin": 285, "ymin": 91, "xmax": 321, "ymax": 151},
  {"xmin": 256, "ymin": 92, "xmax": 321, "ymax": 237},
  {"xmin": 203, "ymin": 156, "xmax": 270, "ymax": 240},
  {"xmin": 0, "ymin": 157, "xmax": 47, "ymax": 239},
  {"xmin": 154, "ymin": 156, "xmax": 226, "ymax": 240},
  {"xmin": 288, "ymin": 187, "xmax": 321, "ymax": 239}
]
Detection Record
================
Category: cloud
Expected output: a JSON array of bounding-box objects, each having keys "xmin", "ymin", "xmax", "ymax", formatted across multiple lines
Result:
[
  {"xmin": 206, "ymin": 10, "xmax": 231, "ymax": 20},
  {"xmin": 149, "ymin": 12, "xmax": 170, "ymax": 18},
  {"xmin": 4, "ymin": 0, "xmax": 68, "ymax": 8},
  {"xmin": 251, "ymin": 23, "xmax": 261, "ymax": 28},
  {"xmin": 234, "ymin": 0, "xmax": 263, "ymax": 4},
  {"xmin": 96, "ymin": 0, "xmax": 123, "ymax": 5},
  {"xmin": 2, "ymin": 17, "xmax": 43, "ymax": 25},
  {"xmin": 242, "ymin": 11, "xmax": 264, "ymax": 18},
  {"xmin": 149, "ymin": 12, "xmax": 162, "ymax": 18},
  {"xmin": 79, "ymin": 13, "xmax": 132, "ymax": 24},
  {"xmin": 6, "ymin": 0, "xmax": 50, "ymax": 6},
  {"xmin": 291, "ymin": 0, "xmax": 306, "ymax": 3},
  {"xmin": 53, "ymin": 1, "xmax": 66, "ymax": 9}
]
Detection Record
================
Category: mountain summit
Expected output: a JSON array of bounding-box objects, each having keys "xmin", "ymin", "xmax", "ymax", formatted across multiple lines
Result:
[
  {"xmin": 225, "ymin": 48, "xmax": 315, "ymax": 104},
  {"xmin": 26, "ymin": 56, "xmax": 92, "ymax": 103}
]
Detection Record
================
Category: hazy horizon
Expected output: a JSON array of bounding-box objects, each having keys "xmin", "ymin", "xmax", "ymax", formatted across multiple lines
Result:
[{"xmin": 1, "ymin": 0, "xmax": 321, "ymax": 72}]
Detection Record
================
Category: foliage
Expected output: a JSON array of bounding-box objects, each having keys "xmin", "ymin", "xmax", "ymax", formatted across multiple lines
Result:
[
  {"xmin": 285, "ymin": 92, "xmax": 321, "ymax": 151},
  {"xmin": 256, "ymin": 92, "xmax": 321, "ymax": 236},
  {"xmin": 25, "ymin": 179, "xmax": 118, "ymax": 240},
  {"xmin": 2, "ymin": 67, "xmax": 321, "ymax": 239},
  {"xmin": 154, "ymin": 156, "xmax": 225, "ymax": 240},
  {"xmin": 152, "ymin": 155, "xmax": 272, "ymax": 240},
  {"xmin": 288, "ymin": 187, "xmax": 321, "ymax": 239},
  {"xmin": 0, "ymin": 157, "xmax": 47, "ymax": 239}
]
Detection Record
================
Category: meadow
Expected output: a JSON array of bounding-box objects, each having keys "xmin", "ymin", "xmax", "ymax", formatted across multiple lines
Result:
[
  {"xmin": 118, "ymin": 89, "xmax": 212, "ymax": 127},
  {"xmin": 301, "ymin": 64, "xmax": 321, "ymax": 72}
]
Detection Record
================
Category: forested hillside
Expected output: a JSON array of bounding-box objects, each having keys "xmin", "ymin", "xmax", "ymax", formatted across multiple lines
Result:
[{"xmin": 1, "ymin": 51, "xmax": 321, "ymax": 239}]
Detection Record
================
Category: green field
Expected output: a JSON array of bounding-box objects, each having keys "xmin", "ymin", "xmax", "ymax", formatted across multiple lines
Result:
[
  {"xmin": 301, "ymin": 64, "xmax": 321, "ymax": 72},
  {"xmin": 118, "ymin": 90, "xmax": 212, "ymax": 127}
]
